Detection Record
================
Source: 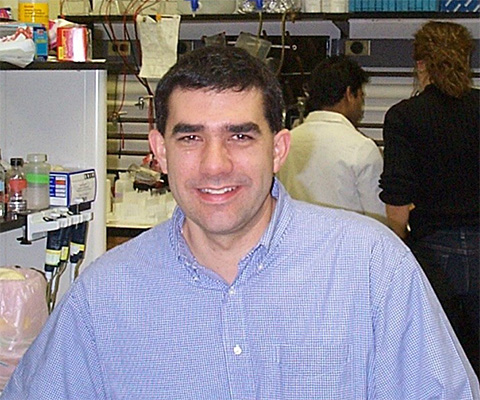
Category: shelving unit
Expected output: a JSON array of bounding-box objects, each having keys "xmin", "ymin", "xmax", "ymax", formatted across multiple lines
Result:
[
  {"xmin": 0, "ymin": 61, "xmax": 107, "ymax": 299},
  {"xmin": 0, "ymin": 215, "xmax": 25, "ymax": 233},
  {"xmin": 66, "ymin": 10, "xmax": 480, "ymax": 38},
  {"xmin": 60, "ymin": 11, "xmax": 478, "ymax": 237}
]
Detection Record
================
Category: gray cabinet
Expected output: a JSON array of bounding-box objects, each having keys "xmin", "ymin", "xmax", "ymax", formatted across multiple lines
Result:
[{"xmin": 0, "ymin": 63, "xmax": 107, "ymax": 299}]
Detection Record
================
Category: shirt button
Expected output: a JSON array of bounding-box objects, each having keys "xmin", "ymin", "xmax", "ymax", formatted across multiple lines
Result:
[
  {"xmin": 233, "ymin": 345, "xmax": 243, "ymax": 355},
  {"xmin": 228, "ymin": 287, "xmax": 235, "ymax": 295},
  {"xmin": 257, "ymin": 263, "xmax": 264, "ymax": 271}
]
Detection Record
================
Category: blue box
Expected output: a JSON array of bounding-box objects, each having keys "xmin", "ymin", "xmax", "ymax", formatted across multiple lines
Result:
[
  {"xmin": 49, "ymin": 169, "xmax": 96, "ymax": 206},
  {"xmin": 32, "ymin": 25, "xmax": 48, "ymax": 60},
  {"xmin": 349, "ymin": 0, "xmax": 439, "ymax": 10},
  {"xmin": 439, "ymin": 0, "xmax": 480, "ymax": 11}
]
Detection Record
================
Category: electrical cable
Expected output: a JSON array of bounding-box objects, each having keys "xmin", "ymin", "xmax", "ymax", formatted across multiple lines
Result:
[
  {"xmin": 102, "ymin": 13, "xmax": 152, "ymax": 92},
  {"xmin": 101, "ymin": 5, "xmax": 155, "ymax": 137},
  {"xmin": 275, "ymin": 10, "xmax": 289, "ymax": 77},
  {"xmin": 256, "ymin": 11, "xmax": 263, "ymax": 38},
  {"xmin": 44, "ymin": 227, "xmax": 70, "ymax": 313}
]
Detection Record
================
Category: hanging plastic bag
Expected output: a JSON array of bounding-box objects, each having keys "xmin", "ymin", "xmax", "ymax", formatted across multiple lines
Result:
[
  {"xmin": 0, "ymin": 266, "xmax": 48, "ymax": 390},
  {"xmin": 0, "ymin": 24, "xmax": 36, "ymax": 67},
  {"xmin": 136, "ymin": 14, "xmax": 181, "ymax": 79}
]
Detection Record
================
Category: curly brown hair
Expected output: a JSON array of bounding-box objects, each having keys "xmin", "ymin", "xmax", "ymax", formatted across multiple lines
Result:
[{"xmin": 413, "ymin": 21, "xmax": 474, "ymax": 98}]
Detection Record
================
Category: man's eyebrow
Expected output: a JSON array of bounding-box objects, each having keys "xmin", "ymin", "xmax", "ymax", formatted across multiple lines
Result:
[
  {"xmin": 227, "ymin": 122, "xmax": 261, "ymax": 134},
  {"xmin": 171, "ymin": 123, "xmax": 204, "ymax": 135}
]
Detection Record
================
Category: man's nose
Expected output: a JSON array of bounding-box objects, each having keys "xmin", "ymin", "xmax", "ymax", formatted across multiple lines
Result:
[{"xmin": 199, "ymin": 140, "xmax": 233, "ymax": 176}]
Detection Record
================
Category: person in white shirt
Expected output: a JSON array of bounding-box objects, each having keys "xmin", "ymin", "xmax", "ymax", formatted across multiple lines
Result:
[{"xmin": 277, "ymin": 55, "xmax": 386, "ymax": 223}]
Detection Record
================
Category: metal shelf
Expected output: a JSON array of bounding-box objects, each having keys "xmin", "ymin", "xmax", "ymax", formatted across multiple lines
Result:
[
  {"xmin": 0, "ymin": 214, "xmax": 26, "ymax": 233},
  {"xmin": 0, "ymin": 61, "xmax": 107, "ymax": 70},
  {"xmin": 63, "ymin": 11, "xmax": 479, "ymax": 25}
]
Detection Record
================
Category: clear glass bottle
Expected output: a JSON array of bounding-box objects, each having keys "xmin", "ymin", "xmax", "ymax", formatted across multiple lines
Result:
[
  {"xmin": 237, "ymin": 0, "xmax": 301, "ymax": 13},
  {"xmin": 25, "ymin": 153, "xmax": 51, "ymax": 211},
  {"xmin": 237, "ymin": 0, "xmax": 263, "ymax": 13},
  {"xmin": 7, "ymin": 158, "xmax": 27, "ymax": 214}
]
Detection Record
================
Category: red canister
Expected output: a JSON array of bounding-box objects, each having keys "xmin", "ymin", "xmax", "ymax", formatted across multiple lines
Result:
[{"xmin": 57, "ymin": 25, "xmax": 90, "ymax": 62}]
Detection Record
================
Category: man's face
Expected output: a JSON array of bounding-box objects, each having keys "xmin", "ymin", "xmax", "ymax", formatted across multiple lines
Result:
[{"xmin": 149, "ymin": 87, "xmax": 290, "ymax": 241}]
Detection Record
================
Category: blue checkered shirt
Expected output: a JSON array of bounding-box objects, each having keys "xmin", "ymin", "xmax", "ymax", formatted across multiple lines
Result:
[{"xmin": 2, "ymin": 180, "xmax": 478, "ymax": 399}]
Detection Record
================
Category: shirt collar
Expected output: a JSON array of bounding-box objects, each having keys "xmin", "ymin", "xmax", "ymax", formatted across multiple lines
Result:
[{"xmin": 304, "ymin": 110, "xmax": 356, "ymax": 131}]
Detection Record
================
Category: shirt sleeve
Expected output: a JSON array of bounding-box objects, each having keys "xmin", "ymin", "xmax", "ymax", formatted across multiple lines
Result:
[
  {"xmin": 354, "ymin": 139, "xmax": 387, "ymax": 223},
  {"xmin": 379, "ymin": 103, "xmax": 416, "ymax": 206},
  {"xmin": 371, "ymin": 247, "xmax": 480, "ymax": 399},
  {"xmin": 0, "ymin": 282, "xmax": 108, "ymax": 400}
]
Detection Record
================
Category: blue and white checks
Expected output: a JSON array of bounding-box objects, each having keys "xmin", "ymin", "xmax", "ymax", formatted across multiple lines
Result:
[{"xmin": 2, "ymin": 180, "xmax": 478, "ymax": 399}]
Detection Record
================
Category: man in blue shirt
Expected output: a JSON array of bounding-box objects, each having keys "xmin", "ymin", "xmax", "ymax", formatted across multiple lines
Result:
[{"xmin": 1, "ymin": 46, "xmax": 478, "ymax": 399}]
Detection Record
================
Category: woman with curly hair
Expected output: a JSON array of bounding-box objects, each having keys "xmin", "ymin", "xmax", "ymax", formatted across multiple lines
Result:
[{"xmin": 380, "ymin": 20, "xmax": 479, "ymax": 375}]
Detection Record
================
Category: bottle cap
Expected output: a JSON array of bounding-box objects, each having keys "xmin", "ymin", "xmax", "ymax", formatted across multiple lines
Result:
[
  {"xmin": 27, "ymin": 153, "xmax": 47, "ymax": 162},
  {"xmin": 10, "ymin": 158, "xmax": 24, "ymax": 167}
]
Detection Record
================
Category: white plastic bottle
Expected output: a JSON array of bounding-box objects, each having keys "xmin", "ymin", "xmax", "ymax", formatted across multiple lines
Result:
[
  {"xmin": 322, "ymin": 0, "xmax": 348, "ymax": 12},
  {"xmin": 25, "ymin": 153, "xmax": 51, "ymax": 211},
  {"xmin": 114, "ymin": 172, "xmax": 133, "ymax": 203}
]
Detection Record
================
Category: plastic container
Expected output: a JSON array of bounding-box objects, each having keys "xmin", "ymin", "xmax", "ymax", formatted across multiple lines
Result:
[
  {"xmin": 114, "ymin": 172, "xmax": 134, "ymax": 203},
  {"xmin": 60, "ymin": 0, "xmax": 92, "ymax": 15},
  {"xmin": 17, "ymin": 0, "xmax": 49, "ymax": 28},
  {"xmin": 303, "ymin": 0, "xmax": 321, "ymax": 12},
  {"xmin": 237, "ymin": 0, "xmax": 300, "ymax": 13},
  {"xmin": 6, "ymin": 158, "xmax": 27, "ymax": 214},
  {"xmin": 0, "ymin": 266, "xmax": 48, "ymax": 391},
  {"xmin": 24, "ymin": 153, "xmax": 50, "ymax": 211},
  {"xmin": 235, "ymin": 32, "xmax": 272, "ymax": 61},
  {"xmin": 177, "ymin": 0, "xmax": 236, "ymax": 14},
  {"xmin": 322, "ymin": 0, "xmax": 348, "ymax": 12}
]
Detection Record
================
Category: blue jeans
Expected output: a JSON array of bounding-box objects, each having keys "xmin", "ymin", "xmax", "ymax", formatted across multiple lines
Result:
[{"xmin": 409, "ymin": 227, "xmax": 479, "ymax": 375}]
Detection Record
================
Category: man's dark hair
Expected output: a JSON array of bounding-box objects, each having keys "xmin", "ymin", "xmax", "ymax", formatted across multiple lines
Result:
[
  {"xmin": 154, "ymin": 46, "xmax": 285, "ymax": 135},
  {"xmin": 306, "ymin": 55, "xmax": 369, "ymax": 113}
]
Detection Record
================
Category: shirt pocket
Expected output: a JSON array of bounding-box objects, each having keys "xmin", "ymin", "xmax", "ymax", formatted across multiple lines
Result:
[{"xmin": 279, "ymin": 344, "xmax": 353, "ymax": 400}]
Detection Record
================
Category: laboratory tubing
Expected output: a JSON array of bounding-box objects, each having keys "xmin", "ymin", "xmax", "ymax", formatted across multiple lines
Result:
[
  {"xmin": 7, "ymin": 158, "xmax": 27, "ymax": 214},
  {"xmin": 25, "ymin": 153, "xmax": 50, "ymax": 211}
]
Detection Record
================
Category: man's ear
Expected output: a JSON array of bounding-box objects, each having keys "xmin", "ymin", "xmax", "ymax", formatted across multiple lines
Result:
[
  {"xmin": 273, "ymin": 128, "xmax": 291, "ymax": 174},
  {"xmin": 345, "ymin": 86, "xmax": 357, "ymax": 102},
  {"xmin": 148, "ymin": 129, "xmax": 168, "ymax": 174}
]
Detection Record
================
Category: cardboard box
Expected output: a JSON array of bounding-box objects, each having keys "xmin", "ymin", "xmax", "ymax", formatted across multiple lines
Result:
[
  {"xmin": 49, "ymin": 169, "xmax": 96, "ymax": 206},
  {"xmin": 32, "ymin": 25, "xmax": 48, "ymax": 60}
]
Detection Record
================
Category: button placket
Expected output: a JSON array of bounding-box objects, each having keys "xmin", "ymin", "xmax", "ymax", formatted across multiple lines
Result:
[{"xmin": 221, "ymin": 286, "xmax": 256, "ymax": 399}]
